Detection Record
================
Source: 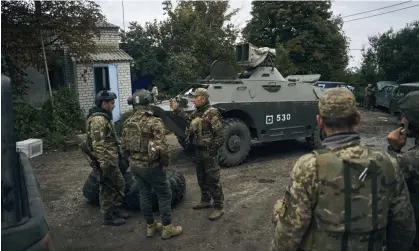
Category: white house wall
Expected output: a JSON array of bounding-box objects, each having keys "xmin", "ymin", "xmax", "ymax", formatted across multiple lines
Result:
[
  {"xmin": 94, "ymin": 29, "xmax": 120, "ymax": 48},
  {"xmin": 75, "ymin": 62, "xmax": 132, "ymax": 116}
]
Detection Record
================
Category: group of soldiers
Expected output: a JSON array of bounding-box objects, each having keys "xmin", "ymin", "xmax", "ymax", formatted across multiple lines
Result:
[
  {"xmin": 271, "ymin": 88, "xmax": 419, "ymax": 251},
  {"xmin": 84, "ymin": 87, "xmax": 224, "ymax": 240},
  {"xmin": 83, "ymin": 84, "xmax": 419, "ymax": 248}
]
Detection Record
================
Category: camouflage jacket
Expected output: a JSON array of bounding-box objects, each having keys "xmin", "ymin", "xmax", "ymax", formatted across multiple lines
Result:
[
  {"xmin": 121, "ymin": 108, "xmax": 169, "ymax": 168},
  {"xmin": 270, "ymin": 133, "xmax": 415, "ymax": 251},
  {"xmin": 388, "ymin": 139, "xmax": 419, "ymax": 179},
  {"xmin": 173, "ymin": 102, "xmax": 224, "ymax": 152},
  {"xmin": 86, "ymin": 109, "xmax": 119, "ymax": 169}
]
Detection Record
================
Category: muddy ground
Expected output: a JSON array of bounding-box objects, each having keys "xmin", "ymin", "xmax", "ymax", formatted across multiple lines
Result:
[{"xmin": 32, "ymin": 108, "xmax": 414, "ymax": 251}]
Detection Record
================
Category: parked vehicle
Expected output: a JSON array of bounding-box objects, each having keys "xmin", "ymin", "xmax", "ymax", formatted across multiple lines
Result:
[
  {"xmin": 151, "ymin": 43, "xmax": 326, "ymax": 167},
  {"xmin": 389, "ymin": 82, "xmax": 419, "ymax": 115},
  {"xmin": 376, "ymin": 81, "xmax": 397, "ymax": 91},
  {"xmin": 374, "ymin": 82, "xmax": 398, "ymax": 110},
  {"xmin": 1, "ymin": 75, "xmax": 54, "ymax": 251},
  {"xmin": 313, "ymin": 81, "xmax": 353, "ymax": 91}
]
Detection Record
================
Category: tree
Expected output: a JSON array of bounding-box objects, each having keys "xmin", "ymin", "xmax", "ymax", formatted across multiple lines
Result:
[
  {"xmin": 243, "ymin": 1, "xmax": 349, "ymax": 80},
  {"xmin": 121, "ymin": 1, "xmax": 240, "ymax": 93},
  {"xmin": 1, "ymin": 0, "xmax": 104, "ymax": 96},
  {"xmin": 360, "ymin": 21, "xmax": 419, "ymax": 83}
]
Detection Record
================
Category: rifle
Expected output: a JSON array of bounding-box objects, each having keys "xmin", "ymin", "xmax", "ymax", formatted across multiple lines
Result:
[{"xmin": 79, "ymin": 140, "xmax": 125, "ymax": 200}]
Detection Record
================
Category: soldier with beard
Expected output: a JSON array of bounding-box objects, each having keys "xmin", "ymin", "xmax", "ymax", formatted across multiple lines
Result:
[
  {"xmin": 169, "ymin": 88, "xmax": 225, "ymax": 220},
  {"xmin": 387, "ymin": 91, "xmax": 419, "ymax": 251},
  {"xmin": 85, "ymin": 90, "xmax": 129, "ymax": 226}
]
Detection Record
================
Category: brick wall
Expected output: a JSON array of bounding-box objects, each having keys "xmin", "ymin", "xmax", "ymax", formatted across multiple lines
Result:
[
  {"xmin": 74, "ymin": 61, "xmax": 132, "ymax": 117},
  {"xmin": 93, "ymin": 29, "xmax": 120, "ymax": 48}
]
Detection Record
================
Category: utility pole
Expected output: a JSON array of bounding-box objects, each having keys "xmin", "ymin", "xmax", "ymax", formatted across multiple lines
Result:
[{"xmin": 122, "ymin": 0, "xmax": 126, "ymax": 34}]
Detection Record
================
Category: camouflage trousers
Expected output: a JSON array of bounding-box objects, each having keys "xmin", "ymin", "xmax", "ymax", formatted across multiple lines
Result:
[
  {"xmin": 132, "ymin": 166, "xmax": 172, "ymax": 225},
  {"xmin": 195, "ymin": 149, "xmax": 224, "ymax": 209},
  {"xmin": 99, "ymin": 165, "xmax": 125, "ymax": 216},
  {"xmin": 410, "ymin": 194, "xmax": 419, "ymax": 251}
]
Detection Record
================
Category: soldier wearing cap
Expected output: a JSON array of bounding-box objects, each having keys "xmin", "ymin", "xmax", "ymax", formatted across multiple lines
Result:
[
  {"xmin": 386, "ymin": 90, "xmax": 419, "ymax": 251},
  {"xmin": 270, "ymin": 88, "xmax": 415, "ymax": 251},
  {"xmin": 169, "ymin": 88, "xmax": 225, "ymax": 220}
]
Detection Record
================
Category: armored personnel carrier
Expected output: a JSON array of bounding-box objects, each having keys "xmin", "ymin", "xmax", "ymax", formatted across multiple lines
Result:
[{"xmin": 151, "ymin": 43, "xmax": 325, "ymax": 167}]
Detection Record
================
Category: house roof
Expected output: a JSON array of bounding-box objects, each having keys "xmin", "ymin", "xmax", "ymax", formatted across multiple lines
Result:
[
  {"xmin": 97, "ymin": 21, "xmax": 120, "ymax": 29},
  {"xmin": 73, "ymin": 48, "xmax": 133, "ymax": 63}
]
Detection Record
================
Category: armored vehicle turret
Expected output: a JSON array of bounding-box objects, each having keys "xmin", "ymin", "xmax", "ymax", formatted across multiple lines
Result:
[{"xmin": 151, "ymin": 43, "xmax": 326, "ymax": 167}]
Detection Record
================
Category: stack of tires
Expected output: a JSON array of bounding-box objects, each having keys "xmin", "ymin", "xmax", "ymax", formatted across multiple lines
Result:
[{"xmin": 82, "ymin": 169, "xmax": 186, "ymax": 212}]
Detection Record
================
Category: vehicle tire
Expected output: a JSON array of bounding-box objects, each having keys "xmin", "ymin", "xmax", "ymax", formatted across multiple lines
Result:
[
  {"xmin": 82, "ymin": 169, "xmax": 186, "ymax": 212},
  {"xmin": 218, "ymin": 118, "xmax": 251, "ymax": 167},
  {"xmin": 306, "ymin": 125, "xmax": 326, "ymax": 150}
]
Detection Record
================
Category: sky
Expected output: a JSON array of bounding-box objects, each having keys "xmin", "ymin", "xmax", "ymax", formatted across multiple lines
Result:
[{"xmin": 96, "ymin": 0, "xmax": 419, "ymax": 68}]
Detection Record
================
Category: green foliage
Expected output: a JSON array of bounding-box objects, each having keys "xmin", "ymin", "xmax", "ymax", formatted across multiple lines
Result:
[
  {"xmin": 360, "ymin": 21, "xmax": 419, "ymax": 83},
  {"xmin": 13, "ymin": 86, "xmax": 86, "ymax": 149},
  {"xmin": 243, "ymin": 1, "xmax": 349, "ymax": 80},
  {"xmin": 1, "ymin": 0, "xmax": 104, "ymax": 96},
  {"xmin": 120, "ymin": 1, "xmax": 239, "ymax": 94}
]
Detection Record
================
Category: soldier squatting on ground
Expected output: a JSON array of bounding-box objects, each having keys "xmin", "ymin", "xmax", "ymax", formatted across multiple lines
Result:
[
  {"xmin": 121, "ymin": 89, "xmax": 183, "ymax": 240},
  {"xmin": 85, "ymin": 90, "xmax": 130, "ymax": 226},
  {"xmin": 169, "ymin": 88, "xmax": 226, "ymax": 220},
  {"xmin": 386, "ymin": 90, "xmax": 419, "ymax": 251},
  {"xmin": 270, "ymin": 88, "xmax": 416, "ymax": 251}
]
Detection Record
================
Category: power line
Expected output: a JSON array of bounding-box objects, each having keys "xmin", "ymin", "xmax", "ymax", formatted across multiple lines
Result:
[
  {"xmin": 345, "ymin": 3, "xmax": 419, "ymax": 22},
  {"xmin": 341, "ymin": 0, "xmax": 412, "ymax": 18},
  {"xmin": 243, "ymin": 2, "xmax": 419, "ymax": 32}
]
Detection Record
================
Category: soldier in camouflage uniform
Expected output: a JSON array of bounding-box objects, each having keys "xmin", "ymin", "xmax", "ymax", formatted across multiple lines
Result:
[
  {"xmin": 121, "ymin": 89, "xmax": 182, "ymax": 239},
  {"xmin": 86, "ymin": 90, "xmax": 129, "ymax": 226},
  {"xmin": 169, "ymin": 88, "xmax": 225, "ymax": 220},
  {"xmin": 386, "ymin": 90, "xmax": 419, "ymax": 251},
  {"xmin": 270, "ymin": 88, "xmax": 415, "ymax": 251}
]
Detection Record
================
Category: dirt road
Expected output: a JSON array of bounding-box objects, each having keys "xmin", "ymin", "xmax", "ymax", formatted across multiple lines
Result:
[{"xmin": 32, "ymin": 109, "xmax": 412, "ymax": 251}]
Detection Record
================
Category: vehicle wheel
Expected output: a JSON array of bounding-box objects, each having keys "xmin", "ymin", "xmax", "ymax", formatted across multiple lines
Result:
[
  {"xmin": 218, "ymin": 118, "xmax": 251, "ymax": 167},
  {"xmin": 306, "ymin": 125, "xmax": 326, "ymax": 150},
  {"xmin": 82, "ymin": 169, "xmax": 187, "ymax": 212}
]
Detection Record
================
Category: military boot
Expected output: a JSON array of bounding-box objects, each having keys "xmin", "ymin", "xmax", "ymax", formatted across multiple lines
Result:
[
  {"xmin": 192, "ymin": 201, "xmax": 212, "ymax": 210},
  {"xmin": 103, "ymin": 215, "xmax": 126, "ymax": 226},
  {"xmin": 146, "ymin": 221, "xmax": 163, "ymax": 237},
  {"xmin": 114, "ymin": 208, "xmax": 130, "ymax": 219},
  {"xmin": 208, "ymin": 208, "xmax": 224, "ymax": 221},
  {"xmin": 161, "ymin": 224, "xmax": 183, "ymax": 240}
]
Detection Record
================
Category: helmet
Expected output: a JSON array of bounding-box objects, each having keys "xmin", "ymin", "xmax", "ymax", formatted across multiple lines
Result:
[
  {"xmin": 398, "ymin": 90, "xmax": 419, "ymax": 127},
  {"xmin": 95, "ymin": 90, "xmax": 117, "ymax": 107},
  {"xmin": 127, "ymin": 89, "xmax": 154, "ymax": 107}
]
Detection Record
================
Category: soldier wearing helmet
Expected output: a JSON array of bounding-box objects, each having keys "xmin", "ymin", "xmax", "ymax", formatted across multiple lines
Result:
[
  {"xmin": 270, "ymin": 88, "xmax": 415, "ymax": 251},
  {"xmin": 387, "ymin": 90, "xmax": 419, "ymax": 250},
  {"xmin": 85, "ymin": 90, "xmax": 129, "ymax": 226},
  {"xmin": 121, "ymin": 89, "xmax": 182, "ymax": 240},
  {"xmin": 364, "ymin": 83, "xmax": 375, "ymax": 110},
  {"xmin": 169, "ymin": 87, "xmax": 225, "ymax": 220}
]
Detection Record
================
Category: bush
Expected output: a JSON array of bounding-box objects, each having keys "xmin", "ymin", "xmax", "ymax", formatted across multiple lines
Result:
[{"xmin": 13, "ymin": 86, "xmax": 86, "ymax": 149}]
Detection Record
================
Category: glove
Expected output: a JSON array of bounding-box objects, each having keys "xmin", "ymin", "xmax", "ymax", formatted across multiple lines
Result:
[{"xmin": 272, "ymin": 198, "xmax": 287, "ymax": 224}]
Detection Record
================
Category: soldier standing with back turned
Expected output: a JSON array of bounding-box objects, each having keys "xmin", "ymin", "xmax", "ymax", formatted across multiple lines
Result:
[
  {"xmin": 169, "ymin": 88, "xmax": 225, "ymax": 220},
  {"xmin": 386, "ymin": 90, "xmax": 419, "ymax": 251},
  {"xmin": 86, "ymin": 90, "xmax": 130, "ymax": 226},
  {"xmin": 270, "ymin": 88, "xmax": 415, "ymax": 251},
  {"xmin": 121, "ymin": 89, "xmax": 182, "ymax": 239}
]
